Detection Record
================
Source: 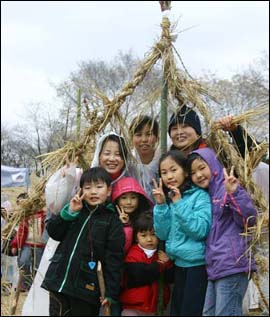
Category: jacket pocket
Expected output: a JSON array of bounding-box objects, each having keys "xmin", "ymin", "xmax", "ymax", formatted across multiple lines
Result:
[
  {"xmin": 229, "ymin": 237, "xmax": 248, "ymax": 266},
  {"xmin": 75, "ymin": 261, "xmax": 100, "ymax": 298},
  {"xmin": 46, "ymin": 253, "xmax": 63, "ymax": 280}
]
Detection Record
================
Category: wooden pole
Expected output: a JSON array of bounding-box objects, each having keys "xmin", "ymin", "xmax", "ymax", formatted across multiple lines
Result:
[
  {"xmin": 10, "ymin": 271, "xmax": 24, "ymax": 315},
  {"xmin": 97, "ymin": 261, "xmax": 110, "ymax": 316}
]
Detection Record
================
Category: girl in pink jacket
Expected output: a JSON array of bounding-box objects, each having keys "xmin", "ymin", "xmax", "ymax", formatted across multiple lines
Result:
[{"xmin": 111, "ymin": 177, "xmax": 153, "ymax": 253}]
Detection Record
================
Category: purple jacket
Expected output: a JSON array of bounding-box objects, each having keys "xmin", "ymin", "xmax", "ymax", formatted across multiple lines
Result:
[{"xmin": 192, "ymin": 148, "xmax": 257, "ymax": 280}]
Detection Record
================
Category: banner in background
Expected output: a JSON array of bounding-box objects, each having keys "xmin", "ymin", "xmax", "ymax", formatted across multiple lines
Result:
[{"xmin": 1, "ymin": 165, "xmax": 30, "ymax": 188}]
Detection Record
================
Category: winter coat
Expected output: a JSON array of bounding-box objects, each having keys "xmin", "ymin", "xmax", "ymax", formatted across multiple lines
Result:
[
  {"xmin": 120, "ymin": 244, "xmax": 172, "ymax": 313},
  {"xmin": 11, "ymin": 210, "xmax": 46, "ymax": 249},
  {"xmin": 112, "ymin": 177, "xmax": 154, "ymax": 252},
  {"xmin": 41, "ymin": 202, "xmax": 125, "ymax": 305},
  {"xmin": 154, "ymin": 185, "xmax": 211, "ymax": 268},
  {"xmin": 192, "ymin": 147, "xmax": 257, "ymax": 280}
]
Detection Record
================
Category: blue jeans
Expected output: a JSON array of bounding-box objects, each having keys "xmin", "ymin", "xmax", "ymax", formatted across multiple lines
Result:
[
  {"xmin": 203, "ymin": 273, "xmax": 249, "ymax": 316},
  {"xmin": 17, "ymin": 245, "xmax": 44, "ymax": 287}
]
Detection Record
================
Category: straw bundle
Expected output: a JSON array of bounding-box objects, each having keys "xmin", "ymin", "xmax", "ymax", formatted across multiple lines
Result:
[{"xmin": 1, "ymin": 10, "xmax": 268, "ymax": 312}]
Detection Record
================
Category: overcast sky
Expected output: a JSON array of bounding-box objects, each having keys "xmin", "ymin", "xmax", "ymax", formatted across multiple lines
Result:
[{"xmin": 1, "ymin": 1, "xmax": 269, "ymax": 126}]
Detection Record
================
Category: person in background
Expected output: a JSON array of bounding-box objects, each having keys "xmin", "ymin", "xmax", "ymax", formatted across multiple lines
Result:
[
  {"xmin": 152, "ymin": 150, "xmax": 212, "ymax": 316},
  {"xmin": 11, "ymin": 192, "xmax": 46, "ymax": 292},
  {"xmin": 120, "ymin": 211, "xmax": 173, "ymax": 316},
  {"xmin": 129, "ymin": 115, "xmax": 160, "ymax": 202},
  {"xmin": 168, "ymin": 104, "xmax": 257, "ymax": 160},
  {"xmin": 41, "ymin": 167, "xmax": 125, "ymax": 316},
  {"xmin": 187, "ymin": 147, "xmax": 257, "ymax": 316},
  {"xmin": 1, "ymin": 199, "xmax": 19, "ymax": 294}
]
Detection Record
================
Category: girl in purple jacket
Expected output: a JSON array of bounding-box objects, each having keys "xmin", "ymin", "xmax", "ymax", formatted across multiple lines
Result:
[{"xmin": 187, "ymin": 147, "xmax": 257, "ymax": 316}]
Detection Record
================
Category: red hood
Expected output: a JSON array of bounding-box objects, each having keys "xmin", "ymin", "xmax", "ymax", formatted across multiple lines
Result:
[{"xmin": 112, "ymin": 177, "xmax": 153, "ymax": 208}]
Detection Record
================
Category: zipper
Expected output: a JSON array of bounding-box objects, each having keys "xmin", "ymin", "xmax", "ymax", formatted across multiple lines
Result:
[{"xmin": 58, "ymin": 206, "xmax": 97, "ymax": 292}]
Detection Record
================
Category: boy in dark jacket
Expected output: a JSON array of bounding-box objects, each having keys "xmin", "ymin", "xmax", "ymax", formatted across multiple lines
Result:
[{"xmin": 41, "ymin": 167, "xmax": 125, "ymax": 316}]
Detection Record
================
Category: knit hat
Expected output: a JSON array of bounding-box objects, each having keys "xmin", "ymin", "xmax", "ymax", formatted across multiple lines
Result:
[{"xmin": 168, "ymin": 105, "xmax": 202, "ymax": 136}]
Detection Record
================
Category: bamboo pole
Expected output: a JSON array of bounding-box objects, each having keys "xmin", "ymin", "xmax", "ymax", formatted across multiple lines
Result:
[
  {"xmin": 76, "ymin": 88, "xmax": 81, "ymax": 141},
  {"xmin": 157, "ymin": 2, "xmax": 172, "ymax": 315}
]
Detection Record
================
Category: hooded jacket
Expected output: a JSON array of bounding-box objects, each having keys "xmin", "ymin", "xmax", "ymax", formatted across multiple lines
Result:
[
  {"xmin": 154, "ymin": 185, "xmax": 211, "ymax": 268},
  {"xmin": 192, "ymin": 147, "xmax": 257, "ymax": 280},
  {"xmin": 91, "ymin": 132, "xmax": 138, "ymax": 185},
  {"xmin": 112, "ymin": 177, "xmax": 153, "ymax": 252}
]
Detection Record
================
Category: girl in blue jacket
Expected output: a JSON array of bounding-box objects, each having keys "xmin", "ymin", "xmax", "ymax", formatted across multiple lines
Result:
[
  {"xmin": 188, "ymin": 147, "xmax": 257, "ymax": 316},
  {"xmin": 152, "ymin": 150, "xmax": 212, "ymax": 316}
]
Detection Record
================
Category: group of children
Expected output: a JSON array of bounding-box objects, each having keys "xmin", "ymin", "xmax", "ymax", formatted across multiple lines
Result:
[{"xmin": 35, "ymin": 105, "xmax": 258, "ymax": 316}]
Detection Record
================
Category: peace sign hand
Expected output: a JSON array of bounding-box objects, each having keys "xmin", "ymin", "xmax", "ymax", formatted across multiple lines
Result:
[
  {"xmin": 116, "ymin": 205, "xmax": 129, "ymax": 224},
  {"xmin": 70, "ymin": 189, "xmax": 85, "ymax": 212},
  {"xmin": 152, "ymin": 178, "xmax": 166, "ymax": 205},
  {"xmin": 223, "ymin": 166, "xmax": 239, "ymax": 194}
]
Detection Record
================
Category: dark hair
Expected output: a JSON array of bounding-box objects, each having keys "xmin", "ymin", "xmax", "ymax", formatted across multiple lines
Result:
[
  {"xmin": 115, "ymin": 194, "xmax": 152, "ymax": 224},
  {"xmin": 159, "ymin": 150, "xmax": 192, "ymax": 195},
  {"xmin": 80, "ymin": 167, "xmax": 112, "ymax": 188},
  {"xmin": 100, "ymin": 134, "xmax": 128, "ymax": 166},
  {"xmin": 186, "ymin": 153, "xmax": 204, "ymax": 175},
  {"xmin": 129, "ymin": 115, "xmax": 159, "ymax": 138},
  {"xmin": 133, "ymin": 211, "xmax": 154, "ymax": 241}
]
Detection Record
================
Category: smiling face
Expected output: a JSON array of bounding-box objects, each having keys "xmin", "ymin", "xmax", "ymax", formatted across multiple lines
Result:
[
  {"xmin": 160, "ymin": 156, "xmax": 187, "ymax": 189},
  {"xmin": 99, "ymin": 140, "xmax": 125, "ymax": 176},
  {"xmin": 118, "ymin": 192, "xmax": 139, "ymax": 214},
  {"xmin": 82, "ymin": 180, "xmax": 111, "ymax": 207},
  {"xmin": 190, "ymin": 157, "xmax": 211, "ymax": 189},
  {"xmin": 136, "ymin": 229, "xmax": 158, "ymax": 250},
  {"xmin": 132, "ymin": 123, "xmax": 158, "ymax": 163},
  {"xmin": 170, "ymin": 123, "xmax": 199, "ymax": 153}
]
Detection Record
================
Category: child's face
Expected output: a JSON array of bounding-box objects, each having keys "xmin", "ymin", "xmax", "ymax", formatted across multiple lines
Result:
[
  {"xmin": 99, "ymin": 140, "xmax": 124, "ymax": 176},
  {"xmin": 190, "ymin": 158, "xmax": 211, "ymax": 189},
  {"xmin": 118, "ymin": 192, "xmax": 139, "ymax": 214},
  {"xmin": 170, "ymin": 123, "xmax": 198, "ymax": 152},
  {"xmin": 160, "ymin": 157, "xmax": 187, "ymax": 189},
  {"xmin": 82, "ymin": 180, "xmax": 111, "ymax": 207},
  {"xmin": 136, "ymin": 229, "xmax": 158, "ymax": 250},
  {"xmin": 132, "ymin": 124, "xmax": 157, "ymax": 159}
]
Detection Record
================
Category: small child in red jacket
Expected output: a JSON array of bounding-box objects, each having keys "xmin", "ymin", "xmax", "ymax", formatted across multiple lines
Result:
[{"xmin": 120, "ymin": 211, "xmax": 173, "ymax": 316}]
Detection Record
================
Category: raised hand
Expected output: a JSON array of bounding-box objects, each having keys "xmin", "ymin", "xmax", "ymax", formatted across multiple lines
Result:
[
  {"xmin": 157, "ymin": 250, "xmax": 170, "ymax": 264},
  {"xmin": 152, "ymin": 178, "xmax": 166, "ymax": 205},
  {"xmin": 61, "ymin": 156, "xmax": 79, "ymax": 177},
  {"xmin": 70, "ymin": 188, "xmax": 85, "ymax": 212},
  {"xmin": 223, "ymin": 166, "xmax": 239, "ymax": 194},
  {"xmin": 216, "ymin": 115, "xmax": 237, "ymax": 131},
  {"xmin": 116, "ymin": 205, "xmax": 129, "ymax": 224},
  {"xmin": 168, "ymin": 185, "xmax": 181, "ymax": 203}
]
